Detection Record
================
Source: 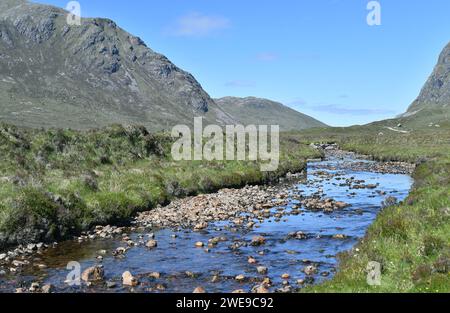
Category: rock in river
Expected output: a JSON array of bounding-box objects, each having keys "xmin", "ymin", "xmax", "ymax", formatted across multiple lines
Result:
[
  {"xmin": 81, "ymin": 266, "xmax": 104, "ymax": 282},
  {"xmin": 146, "ymin": 240, "xmax": 158, "ymax": 249},
  {"xmin": 122, "ymin": 271, "xmax": 139, "ymax": 286},
  {"xmin": 253, "ymin": 284, "xmax": 269, "ymax": 293},
  {"xmin": 248, "ymin": 257, "xmax": 257, "ymax": 264},
  {"xmin": 41, "ymin": 284, "xmax": 54, "ymax": 293},
  {"xmin": 257, "ymin": 266, "xmax": 268, "ymax": 275},
  {"xmin": 303, "ymin": 265, "xmax": 318, "ymax": 276},
  {"xmin": 251, "ymin": 236, "xmax": 266, "ymax": 246},
  {"xmin": 193, "ymin": 286, "xmax": 206, "ymax": 293},
  {"xmin": 235, "ymin": 274, "xmax": 245, "ymax": 282}
]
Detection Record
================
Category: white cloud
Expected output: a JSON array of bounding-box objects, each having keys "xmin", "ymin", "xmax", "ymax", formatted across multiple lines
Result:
[{"xmin": 167, "ymin": 12, "xmax": 230, "ymax": 37}]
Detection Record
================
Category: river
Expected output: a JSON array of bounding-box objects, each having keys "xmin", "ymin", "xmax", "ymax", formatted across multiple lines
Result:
[{"xmin": 0, "ymin": 150, "xmax": 414, "ymax": 293}]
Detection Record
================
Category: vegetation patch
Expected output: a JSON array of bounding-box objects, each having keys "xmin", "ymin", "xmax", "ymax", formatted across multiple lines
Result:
[{"xmin": 0, "ymin": 123, "xmax": 320, "ymax": 249}]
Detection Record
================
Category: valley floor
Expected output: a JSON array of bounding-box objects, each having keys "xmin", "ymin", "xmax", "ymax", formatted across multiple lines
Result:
[{"xmin": 0, "ymin": 122, "xmax": 449, "ymax": 293}]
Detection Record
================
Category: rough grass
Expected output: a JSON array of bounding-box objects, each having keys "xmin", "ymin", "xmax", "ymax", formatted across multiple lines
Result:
[
  {"xmin": 0, "ymin": 123, "xmax": 321, "ymax": 249},
  {"xmin": 297, "ymin": 126, "xmax": 450, "ymax": 293}
]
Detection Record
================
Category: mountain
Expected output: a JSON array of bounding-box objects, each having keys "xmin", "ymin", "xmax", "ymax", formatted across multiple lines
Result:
[
  {"xmin": 215, "ymin": 97, "xmax": 327, "ymax": 131},
  {"xmin": 0, "ymin": 0, "xmax": 326, "ymax": 132},
  {"xmin": 0, "ymin": 0, "xmax": 235, "ymax": 130},
  {"xmin": 397, "ymin": 41, "xmax": 450, "ymax": 128}
]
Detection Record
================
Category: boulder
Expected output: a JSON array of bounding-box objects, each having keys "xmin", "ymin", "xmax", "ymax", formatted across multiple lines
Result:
[
  {"xmin": 81, "ymin": 266, "xmax": 104, "ymax": 282},
  {"xmin": 193, "ymin": 286, "xmax": 206, "ymax": 293},
  {"xmin": 251, "ymin": 236, "xmax": 266, "ymax": 246},
  {"xmin": 122, "ymin": 271, "xmax": 139, "ymax": 286},
  {"xmin": 146, "ymin": 240, "xmax": 158, "ymax": 248}
]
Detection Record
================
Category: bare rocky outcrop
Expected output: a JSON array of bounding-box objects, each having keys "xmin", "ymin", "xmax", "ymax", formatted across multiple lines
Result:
[
  {"xmin": 395, "ymin": 41, "xmax": 450, "ymax": 127},
  {"xmin": 407, "ymin": 42, "xmax": 450, "ymax": 113}
]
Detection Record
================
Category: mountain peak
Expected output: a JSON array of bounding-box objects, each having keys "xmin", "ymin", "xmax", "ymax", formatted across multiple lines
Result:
[{"xmin": 407, "ymin": 41, "xmax": 450, "ymax": 113}]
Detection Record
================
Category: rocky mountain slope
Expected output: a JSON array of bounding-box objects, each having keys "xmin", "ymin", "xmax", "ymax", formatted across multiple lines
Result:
[
  {"xmin": 0, "ymin": 0, "xmax": 236, "ymax": 130},
  {"xmin": 0, "ymin": 0, "xmax": 325, "ymax": 131},
  {"xmin": 215, "ymin": 97, "xmax": 327, "ymax": 131},
  {"xmin": 396, "ymin": 41, "xmax": 450, "ymax": 128},
  {"xmin": 407, "ymin": 42, "xmax": 450, "ymax": 114}
]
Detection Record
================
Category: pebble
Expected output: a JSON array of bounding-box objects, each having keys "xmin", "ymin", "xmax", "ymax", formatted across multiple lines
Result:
[
  {"xmin": 146, "ymin": 240, "xmax": 158, "ymax": 248},
  {"xmin": 303, "ymin": 265, "xmax": 318, "ymax": 276},
  {"xmin": 248, "ymin": 257, "xmax": 257, "ymax": 264},
  {"xmin": 193, "ymin": 286, "xmax": 206, "ymax": 293},
  {"xmin": 155, "ymin": 284, "xmax": 166, "ymax": 291},
  {"xmin": 81, "ymin": 266, "xmax": 104, "ymax": 282},
  {"xmin": 253, "ymin": 284, "xmax": 269, "ymax": 293},
  {"xmin": 288, "ymin": 231, "xmax": 308, "ymax": 240},
  {"xmin": 122, "ymin": 271, "xmax": 139, "ymax": 286},
  {"xmin": 148, "ymin": 272, "xmax": 161, "ymax": 279},
  {"xmin": 29, "ymin": 282, "xmax": 40, "ymax": 292},
  {"xmin": 257, "ymin": 266, "xmax": 268, "ymax": 275},
  {"xmin": 194, "ymin": 222, "xmax": 208, "ymax": 231},
  {"xmin": 41, "ymin": 284, "xmax": 54, "ymax": 293},
  {"xmin": 235, "ymin": 274, "xmax": 245, "ymax": 282},
  {"xmin": 113, "ymin": 247, "xmax": 127, "ymax": 256},
  {"xmin": 211, "ymin": 275, "xmax": 220, "ymax": 283},
  {"xmin": 251, "ymin": 236, "xmax": 266, "ymax": 246}
]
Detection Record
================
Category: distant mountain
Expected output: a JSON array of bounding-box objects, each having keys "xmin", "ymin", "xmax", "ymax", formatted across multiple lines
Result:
[
  {"xmin": 0, "ymin": 0, "xmax": 235, "ymax": 130},
  {"xmin": 397, "ymin": 41, "xmax": 450, "ymax": 127},
  {"xmin": 215, "ymin": 97, "xmax": 327, "ymax": 131}
]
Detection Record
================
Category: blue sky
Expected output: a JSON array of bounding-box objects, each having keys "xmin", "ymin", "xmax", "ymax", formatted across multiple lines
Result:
[{"xmin": 34, "ymin": 0, "xmax": 450, "ymax": 126}]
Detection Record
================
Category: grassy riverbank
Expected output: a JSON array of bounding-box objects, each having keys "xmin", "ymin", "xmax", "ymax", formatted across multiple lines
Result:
[
  {"xmin": 297, "ymin": 126, "xmax": 450, "ymax": 293},
  {"xmin": 0, "ymin": 123, "xmax": 320, "ymax": 250}
]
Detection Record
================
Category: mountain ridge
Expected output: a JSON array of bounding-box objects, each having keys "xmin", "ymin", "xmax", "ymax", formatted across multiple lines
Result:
[{"xmin": 215, "ymin": 96, "xmax": 327, "ymax": 131}]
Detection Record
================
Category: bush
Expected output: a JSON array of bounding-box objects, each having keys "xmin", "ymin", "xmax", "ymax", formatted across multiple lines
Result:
[{"xmin": 423, "ymin": 235, "xmax": 445, "ymax": 257}]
